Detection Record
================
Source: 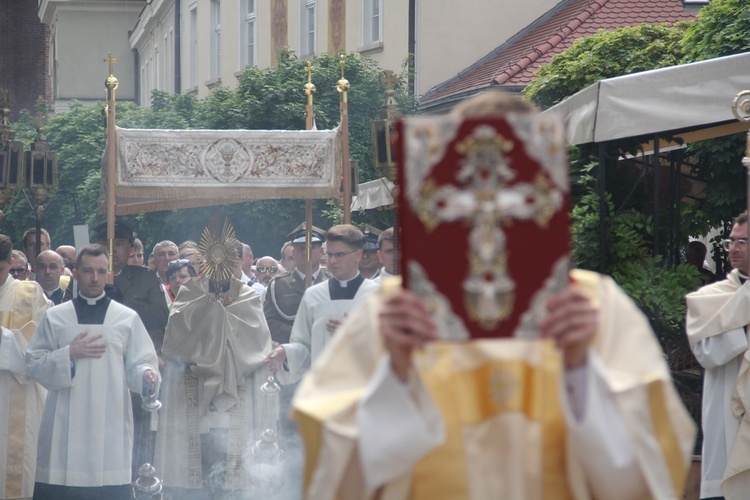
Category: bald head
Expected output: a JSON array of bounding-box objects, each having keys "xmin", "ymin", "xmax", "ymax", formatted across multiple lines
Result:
[
  {"xmin": 36, "ymin": 250, "xmax": 65, "ymax": 292},
  {"xmin": 56, "ymin": 245, "xmax": 76, "ymax": 269}
]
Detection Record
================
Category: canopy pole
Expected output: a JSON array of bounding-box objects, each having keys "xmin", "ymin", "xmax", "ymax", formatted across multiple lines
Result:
[
  {"xmin": 104, "ymin": 53, "xmax": 119, "ymax": 284},
  {"xmin": 652, "ymin": 134, "xmax": 660, "ymax": 264},
  {"xmin": 597, "ymin": 142, "xmax": 606, "ymax": 273},
  {"xmin": 304, "ymin": 61, "xmax": 317, "ymax": 288},
  {"xmin": 337, "ymin": 55, "xmax": 351, "ymax": 224}
]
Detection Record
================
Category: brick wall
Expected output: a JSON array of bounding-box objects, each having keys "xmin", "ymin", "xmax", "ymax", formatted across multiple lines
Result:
[{"xmin": 0, "ymin": 0, "xmax": 51, "ymax": 120}]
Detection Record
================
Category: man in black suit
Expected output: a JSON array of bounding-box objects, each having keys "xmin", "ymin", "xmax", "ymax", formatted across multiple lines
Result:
[{"xmin": 96, "ymin": 221, "xmax": 169, "ymax": 353}]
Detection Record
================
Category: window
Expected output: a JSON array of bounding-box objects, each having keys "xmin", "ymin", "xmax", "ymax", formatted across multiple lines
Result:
[
  {"xmin": 362, "ymin": 0, "xmax": 382, "ymax": 45},
  {"xmin": 300, "ymin": 0, "xmax": 316, "ymax": 58},
  {"xmin": 210, "ymin": 0, "xmax": 222, "ymax": 80},
  {"xmin": 189, "ymin": 4, "xmax": 198, "ymax": 88},
  {"xmin": 154, "ymin": 47, "xmax": 159, "ymax": 91},
  {"xmin": 164, "ymin": 30, "xmax": 173, "ymax": 93},
  {"xmin": 241, "ymin": 0, "xmax": 256, "ymax": 68}
]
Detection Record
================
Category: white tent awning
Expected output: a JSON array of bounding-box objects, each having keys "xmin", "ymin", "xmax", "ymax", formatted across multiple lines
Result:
[
  {"xmin": 351, "ymin": 177, "xmax": 394, "ymax": 211},
  {"xmin": 545, "ymin": 51, "xmax": 750, "ymax": 146}
]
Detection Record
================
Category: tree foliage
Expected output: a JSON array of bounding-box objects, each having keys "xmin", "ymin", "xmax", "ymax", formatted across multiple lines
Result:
[
  {"xmin": 680, "ymin": 0, "xmax": 750, "ymax": 228},
  {"xmin": 681, "ymin": 0, "xmax": 750, "ymax": 61},
  {"xmin": 5, "ymin": 50, "xmax": 412, "ymax": 257}
]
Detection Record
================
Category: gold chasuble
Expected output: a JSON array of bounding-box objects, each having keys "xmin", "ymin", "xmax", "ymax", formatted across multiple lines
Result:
[
  {"xmin": 293, "ymin": 272, "xmax": 695, "ymax": 500},
  {"xmin": 0, "ymin": 278, "xmax": 49, "ymax": 499}
]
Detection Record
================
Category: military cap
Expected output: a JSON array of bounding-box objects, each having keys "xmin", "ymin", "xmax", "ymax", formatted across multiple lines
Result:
[
  {"xmin": 361, "ymin": 225, "xmax": 382, "ymax": 251},
  {"xmin": 94, "ymin": 219, "xmax": 135, "ymax": 244},
  {"xmin": 286, "ymin": 223, "xmax": 326, "ymax": 244}
]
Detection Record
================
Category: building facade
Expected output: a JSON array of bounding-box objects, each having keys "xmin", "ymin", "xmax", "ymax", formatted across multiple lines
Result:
[
  {"xmin": 0, "ymin": 0, "xmax": 51, "ymax": 120},
  {"xmin": 129, "ymin": 0, "xmax": 560, "ymax": 104},
  {"xmin": 37, "ymin": 0, "xmax": 145, "ymax": 113}
]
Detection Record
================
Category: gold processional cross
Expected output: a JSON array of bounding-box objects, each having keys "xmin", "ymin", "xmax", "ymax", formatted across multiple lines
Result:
[
  {"xmin": 104, "ymin": 52, "xmax": 118, "ymax": 76},
  {"xmin": 380, "ymin": 69, "xmax": 398, "ymax": 90},
  {"xmin": 416, "ymin": 125, "xmax": 562, "ymax": 329}
]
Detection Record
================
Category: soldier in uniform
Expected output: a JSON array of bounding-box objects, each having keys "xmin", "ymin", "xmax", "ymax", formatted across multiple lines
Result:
[
  {"xmin": 263, "ymin": 223, "xmax": 331, "ymax": 345},
  {"xmin": 359, "ymin": 225, "xmax": 382, "ymax": 280}
]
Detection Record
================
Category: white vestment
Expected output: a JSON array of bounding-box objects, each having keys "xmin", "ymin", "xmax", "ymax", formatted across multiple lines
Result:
[
  {"xmin": 687, "ymin": 269, "xmax": 750, "ymax": 499},
  {"xmin": 26, "ymin": 299, "xmax": 159, "ymax": 487},
  {"xmin": 279, "ymin": 278, "xmax": 379, "ymax": 385},
  {"xmin": 155, "ymin": 277, "xmax": 271, "ymax": 491},
  {"xmin": 0, "ymin": 277, "xmax": 49, "ymax": 499},
  {"xmin": 294, "ymin": 271, "xmax": 696, "ymax": 499}
]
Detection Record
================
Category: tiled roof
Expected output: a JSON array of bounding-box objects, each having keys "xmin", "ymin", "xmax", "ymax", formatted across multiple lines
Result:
[{"xmin": 419, "ymin": 0, "xmax": 699, "ymax": 109}]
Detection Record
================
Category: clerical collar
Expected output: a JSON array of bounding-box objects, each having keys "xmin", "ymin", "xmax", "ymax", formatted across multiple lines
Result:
[
  {"xmin": 740, "ymin": 272, "xmax": 748, "ymax": 285},
  {"xmin": 335, "ymin": 273, "xmax": 361, "ymax": 287},
  {"xmin": 78, "ymin": 291, "xmax": 106, "ymax": 305},
  {"xmin": 44, "ymin": 287, "xmax": 61, "ymax": 298},
  {"xmin": 295, "ymin": 268, "xmax": 321, "ymax": 281},
  {"xmin": 381, "ymin": 268, "xmax": 394, "ymax": 278},
  {"xmin": 328, "ymin": 273, "xmax": 364, "ymax": 300}
]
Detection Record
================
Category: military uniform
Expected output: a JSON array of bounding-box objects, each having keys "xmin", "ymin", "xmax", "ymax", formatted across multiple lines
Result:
[{"xmin": 264, "ymin": 269, "xmax": 330, "ymax": 344}]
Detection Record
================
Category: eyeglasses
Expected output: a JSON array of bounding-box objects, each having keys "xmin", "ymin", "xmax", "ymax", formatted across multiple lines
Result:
[
  {"xmin": 327, "ymin": 249, "xmax": 358, "ymax": 260},
  {"xmin": 256, "ymin": 266, "xmax": 278, "ymax": 273},
  {"xmin": 10, "ymin": 267, "xmax": 28, "ymax": 275},
  {"xmin": 168, "ymin": 259, "xmax": 190, "ymax": 266},
  {"xmin": 723, "ymin": 238, "xmax": 748, "ymax": 251}
]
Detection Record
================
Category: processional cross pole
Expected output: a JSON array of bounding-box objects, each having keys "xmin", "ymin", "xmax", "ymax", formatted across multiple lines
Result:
[
  {"xmin": 104, "ymin": 52, "xmax": 119, "ymax": 283},
  {"xmin": 337, "ymin": 54, "xmax": 352, "ymax": 224},
  {"xmin": 303, "ymin": 61, "xmax": 316, "ymax": 288},
  {"xmin": 733, "ymin": 91, "xmax": 750, "ymax": 275}
]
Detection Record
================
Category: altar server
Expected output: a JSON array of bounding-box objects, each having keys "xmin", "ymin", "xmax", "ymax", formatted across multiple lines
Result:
[{"xmin": 27, "ymin": 245, "xmax": 159, "ymax": 500}]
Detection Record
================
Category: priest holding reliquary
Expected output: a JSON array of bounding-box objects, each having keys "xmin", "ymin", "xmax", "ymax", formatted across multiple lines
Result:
[{"xmin": 291, "ymin": 92, "xmax": 696, "ymax": 500}]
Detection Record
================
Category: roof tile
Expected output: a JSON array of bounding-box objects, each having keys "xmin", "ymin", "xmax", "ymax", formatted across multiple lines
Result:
[{"xmin": 419, "ymin": 0, "xmax": 698, "ymax": 108}]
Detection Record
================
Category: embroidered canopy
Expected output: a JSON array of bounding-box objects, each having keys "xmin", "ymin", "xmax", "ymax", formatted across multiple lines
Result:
[{"xmin": 99, "ymin": 126, "xmax": 343, "ymax": 215}]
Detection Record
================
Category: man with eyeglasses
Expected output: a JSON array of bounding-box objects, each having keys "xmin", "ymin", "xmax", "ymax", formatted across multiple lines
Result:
[
  {"xmin": 22, "ymin": 227, "xmax": 51, "ymax": 280},
  {"xmin": 35, "ymin": 250, "xmax": 71, "ymax": 305},
  {"xmin": 0, "ymin": 234, "xmax": 50, "ymax": 497},
  {"xmin": 255, "ymin": 256, "xmax": 280, "ymax": 287},
  {"xmin": 265, "ymin": 224, "xmax": 379, "ymax": 385},
  {"xmin": 687, "ymin": 210, "xmax": 750, "ymax": 499},
  {"xmin": 10, "ymin": 250, "xmax": 30, "ymax": 281}
]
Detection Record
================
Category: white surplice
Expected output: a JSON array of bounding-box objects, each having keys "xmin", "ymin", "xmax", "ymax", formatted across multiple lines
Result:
[
  {"xmin": 278, "ymin": 278, "xmax": 379, "ymax": 385},
  {"xmin": 26, "ymin": 300, "xmax": 159, "ymax": 487},
  {"xmin": 0, "ymin": 277, "xmax": 49, "ymax": 499},
  {"xmin": 687, "ymin": 270, "xmax": 750, "ymax": 499}
]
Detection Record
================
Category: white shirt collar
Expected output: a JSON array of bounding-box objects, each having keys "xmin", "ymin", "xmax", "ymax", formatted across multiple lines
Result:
[{"xmin": 79, "ymin": 291, "xmax": 106, "ymax": 305}]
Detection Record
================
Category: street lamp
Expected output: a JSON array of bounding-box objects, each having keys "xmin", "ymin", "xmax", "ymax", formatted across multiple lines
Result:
[{"xmin": 25, "ymin": 115, "xmax": 58, "ymax": 258}]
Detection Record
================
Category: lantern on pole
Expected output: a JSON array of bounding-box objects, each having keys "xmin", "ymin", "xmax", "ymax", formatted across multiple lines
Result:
[
  {"xmin": 370, "ymin": 70, "xmax": 401, "ymax": 182},
  {"xmin": 370, "ymin": 70, "xmax": 403, "ymax": 274},
  {"xmin": 0, "ymin": 91, "xmax": 25, "ymax": 216}
]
